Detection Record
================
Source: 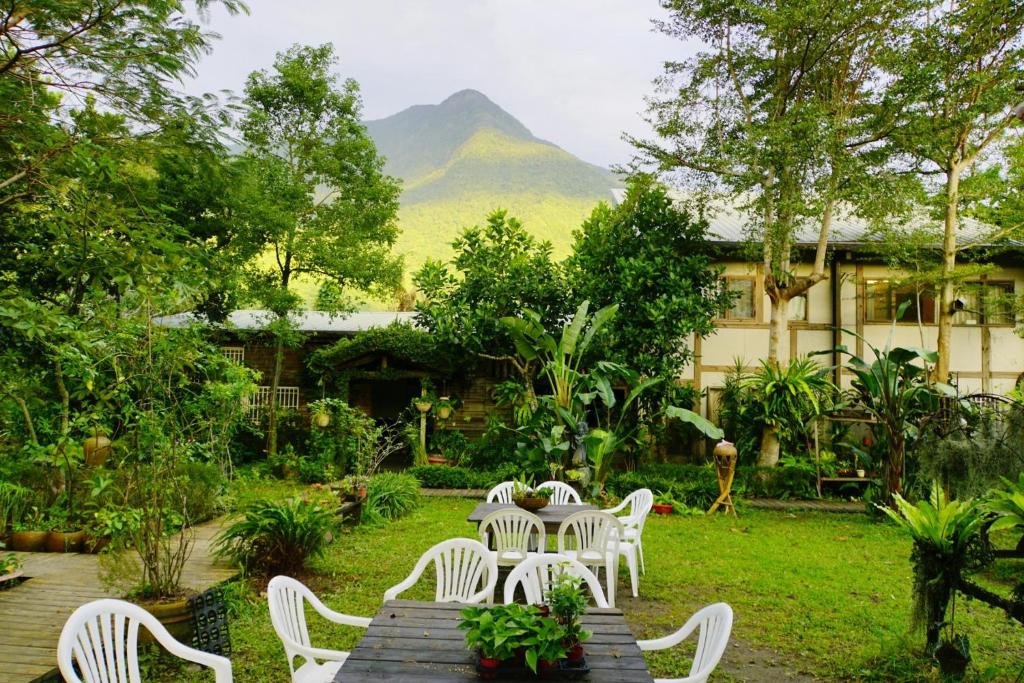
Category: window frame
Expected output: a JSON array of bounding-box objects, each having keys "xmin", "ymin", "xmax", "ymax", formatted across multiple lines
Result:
[
  {"xmin": 863, "ymin": 279, "xmax": 938, "ymax": 325},
  {"xmin": 719, "ymin": 275, "xmax": 758, "ymax": 322},
  {"xmin": 954, "ymin": 280, "xmax": 1017, "ymax": 327}
]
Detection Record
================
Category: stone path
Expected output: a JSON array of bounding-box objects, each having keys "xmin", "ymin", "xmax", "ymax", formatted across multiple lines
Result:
[{"xmin": 0, "ymin": 518, "xmax": 235, "ymax": 683}]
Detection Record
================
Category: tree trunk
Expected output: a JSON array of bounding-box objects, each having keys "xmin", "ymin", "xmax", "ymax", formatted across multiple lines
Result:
[
  {"xmin": 266, "ymin": 335, "xmax": 284, "ymax": 457},
  {"xmin": 934, "ymin": 167, "xmax": 960, "ymax": 383},
  {"xmin": 883, "ymin": 431, "xmax": 905, "ymax": 507},
  {"xmin": 758, "ymin": 425, "xmax": 781, "ymax": 468},
  {"xmin": 767, "ymin": 294, "xmax": 790, "ymax": 363}
]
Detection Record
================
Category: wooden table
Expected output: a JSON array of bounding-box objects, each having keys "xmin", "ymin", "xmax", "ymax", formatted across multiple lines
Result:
[
  {"xmin": 334, "ymin": 599, "xmax": 654, "ymax": 682},
  {"xmin": 467, "ymin": 503, "xmax": 597, "ymax": 536}
]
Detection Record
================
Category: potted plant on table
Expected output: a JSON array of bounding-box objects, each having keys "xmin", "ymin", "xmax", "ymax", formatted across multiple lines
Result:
[
  {"xmin": 459, "ymin": 604, "xmax": 530, "ymax": 678},
  {"xmin": 545, "ymin": 572, "xmax": 592, "ymax": 663},
  {"xmin": 512, "ymin": 478, "xmax": 551, "ymax": 512}
]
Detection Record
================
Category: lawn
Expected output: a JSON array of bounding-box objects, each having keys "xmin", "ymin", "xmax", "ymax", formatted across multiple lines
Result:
[{"xmin": 149, "ymin": 495, "xmax": 1024, "ymax": 682}]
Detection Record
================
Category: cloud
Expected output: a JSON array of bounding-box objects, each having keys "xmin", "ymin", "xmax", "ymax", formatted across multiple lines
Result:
[{"xmin": 184, "ymin": 0, "xmax": 689, "ymax": 167}]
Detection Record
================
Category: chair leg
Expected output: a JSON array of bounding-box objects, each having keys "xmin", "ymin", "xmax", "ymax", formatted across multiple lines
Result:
[
  {"xmin": 606, "ymin": 558, "xmax": 617, "ymax": 607},
  {"xmin": 637, "ymin": 537, "xmax": 645, "ymax": 575},
  {"xmin": 626, "ymin": 547, "xmax": 638, "ymax": 598}
]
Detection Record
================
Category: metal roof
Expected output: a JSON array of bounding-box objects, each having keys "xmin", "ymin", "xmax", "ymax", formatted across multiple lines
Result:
[
  {"xmin": 609, "ymin": 188, "xmax": 1021, "ymax": 249},
  {"xmin": 154, "ymin": 310, "xmax": 418, "ymax": 334}
]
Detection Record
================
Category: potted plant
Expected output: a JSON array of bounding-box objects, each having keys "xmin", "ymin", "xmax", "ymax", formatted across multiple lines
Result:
[
  {"xmin": 86, "ymin": 506, "xmax": 141, "ymax": 554},
  {"xmin": 934, "ymin": 630, "xmax": 970, "ymax": 681},
  {"xmin": 520, "ymin": 612, "xmax": 569, "ymax": 677},
  {"xmin": 545, "ymin": 572, "xmax": 592, "ymax": 663},
  {"xmin": 512, "ymin": 478, "xmax": 551, "ymax": 512},
  {"xmin": 11, "ymin": 505, "xmax": 48, "ymax": 552},
  {"xmin": 312, "ymin": 409, "xmax": 331, "ymax": 429},
  {"xmin": 45, "ymin": 506, "xmax": 86, "ymax": 553},
  {"xmin": 458, "ymin": 604, "xmax": 531, "ymax": 677},
  {"xmin": 435, "ymin": 396, "xmax": 455, "ymax": 420},
  {"xmin": 653, "ymin": 489, "xmax": 676, "ymax": 515}
]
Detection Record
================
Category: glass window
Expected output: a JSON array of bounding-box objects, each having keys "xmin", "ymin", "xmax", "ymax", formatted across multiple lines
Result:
[
  {"xmin": 983, "ymin": 282, "xmax": 1015, "ymax": 325},
  {"xmin": 865, "ymin": 280, "xmax": 892, "ymax": 321},
  {"xmin": 893, "ymin": 284, "xmax": 937, "ymax": 324},
  {"xmin": 953, "ymin": 283, "xmax": 983, "ymax": 326},
  {"xmin": 788, "ymin": 294, "xmax": 808, "ymax": 322},
  {"xmin": 722, "ymin": 277, "xmax": 755, "ymax": 320}
]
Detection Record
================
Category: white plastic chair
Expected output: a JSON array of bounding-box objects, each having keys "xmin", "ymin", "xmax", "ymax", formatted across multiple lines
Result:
[
  {"xmin": 58, "ymin": 598, "xmax": 232, "ymax": 683},
  {"xmin": 384, "ymin": 538, "xmax": 498, "ymax": 604},
  {"xmin": 267, "ymin": 575, "xmax": 372, "ymax": 683},
  {"xmin": 486, "ymin": 481, "xmax": 517, "ymax": 503},
  {"xmin": 478, "ymin": 508, "xmax": 545, "ymax": 566},
  {"xmin": 537, "ymin": 480, "xmax": 582, "ymax": 505},
  {"xmin": 503, "ymin": 553, "xmax": 609, "ymax": 607},
  {"xmin": 556, "ymin": 510, "xmax": 623, "ymax": 607},
  {"xmin": 604, "ymin": 488, "xmax": 654, "ymax": 596},
  {"xmin": 637, "ymin": 603, "xmax": 734, "ymax": 683}
]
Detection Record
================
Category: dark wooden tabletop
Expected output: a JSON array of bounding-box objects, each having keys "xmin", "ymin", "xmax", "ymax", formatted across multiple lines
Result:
[
  {"xmin": 467, "ymin": 503, "xmax": 598, "ymax": 535},
  {"xmin": 334, "ymin": 599, "xmax": 653, "ymax": 682}
]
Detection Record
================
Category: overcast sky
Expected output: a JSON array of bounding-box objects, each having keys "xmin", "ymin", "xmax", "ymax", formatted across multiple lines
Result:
[{"xmin": 183, "ymin": 0, "xmax": 692, "ymax": 168}]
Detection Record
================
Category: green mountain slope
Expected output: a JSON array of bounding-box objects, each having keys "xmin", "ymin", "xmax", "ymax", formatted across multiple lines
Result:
[{"xmin": 363, "ymin": 90, "xmax": 616, "ymax": 281}]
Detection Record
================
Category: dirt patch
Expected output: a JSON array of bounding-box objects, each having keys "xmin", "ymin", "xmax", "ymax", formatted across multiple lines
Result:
[{"xmin": 718, "ymin": 637, "xmax": 820, "ymax": 682}]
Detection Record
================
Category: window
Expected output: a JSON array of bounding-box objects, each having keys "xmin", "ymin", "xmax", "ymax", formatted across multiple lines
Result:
[
  {"xmin": 865, "ymin": 280, "xmax": 936, "ymax": 323},
  {"xmin": 954, "ymin": 281, "xmax": 1016, "ymax": 325},
  {"xmin": 787, "ymin": 294, "xmax": 808, "ymax": 322},
  {"xmin": 245, "ymin": 386, "xmax": 300, "ymax": 423},
  {"xmin": 221, "ymin": 346, "xmax": 245, "ymax": 364},
  {"xmin": 721, "ymin": 277, "xmax": 756, "ymax": 320}
]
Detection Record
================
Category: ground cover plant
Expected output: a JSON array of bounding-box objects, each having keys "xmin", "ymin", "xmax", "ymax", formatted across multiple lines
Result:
[{"xmin": 145, "ymin": 496, "xmax": 1024, "ymax": 682}]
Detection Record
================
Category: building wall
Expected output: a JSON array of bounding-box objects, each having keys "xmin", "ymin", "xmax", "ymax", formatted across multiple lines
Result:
[{"xmin": 688, "ymin": 259, "xmax": 1024, "ymax": 419}]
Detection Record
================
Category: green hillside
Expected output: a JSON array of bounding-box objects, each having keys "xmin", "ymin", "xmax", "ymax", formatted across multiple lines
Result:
[{"xmin": 363, "ymin": 89, "xmax": 617, "ymax": 285}]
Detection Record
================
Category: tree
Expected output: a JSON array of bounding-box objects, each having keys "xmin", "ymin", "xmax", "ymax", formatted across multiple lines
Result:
[
  {"xmin": 885, "ymin": 1, "xmax": 1024, "ymax": 381},
  {"xmin": 0, "ymin": 0, "xmax": 245, "ymax": 205},
  {"xmin": 414, "ymin": 210, "xmax": 571, "ymax": 399},
  {"xmin": 235, "ymin": 43, "xmax": 402, "ymax": 456},
  {"xmin": 568, "ymin": 177, "xmax": 733, "ymax": 381},
  {"xmin": 631, "ymin": 0, "xmax": 916, "ymax": 364}
]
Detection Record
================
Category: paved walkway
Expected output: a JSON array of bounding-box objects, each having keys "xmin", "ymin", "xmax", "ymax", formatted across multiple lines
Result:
[{"xmin": 0, "ymin": 518, "xmax": 235, "ymax": 683}]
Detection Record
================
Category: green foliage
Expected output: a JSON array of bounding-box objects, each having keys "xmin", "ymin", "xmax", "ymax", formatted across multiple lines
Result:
[
  {"xmin": 310, "ymin": 323, "xmax": 451, "ymax": 385},
  {"xmin": 406, "ymin": 464, "xmax": 520, "ymax": 490},
  {"xmin": 567, "ymin": 176, "xmax": 732, "ymax": 386},
  {"xmin": 414, "ymin": 210, "xmax": 570, "ymax": 376},
  {"xmin": 213, "ymin": 497, "xmax": 336, "ymax": 576},
  {"xmin": 457, "ymin": 603, "xmax": 568, "ymax": 672},
  {"xmin": 363, "ymin": 472, "xmax": 420, "ymax": 522},
  {"xmin": 306, "ymin": 399, "xmax": 379, "ymax": 477},
  {"xmin": 428, "ymin": 430, "xmax": 471, "ymax": 465},
  {"xmin": 881, "ymin": 483, "xmax": 988, "ymax": 649},
  {"xmin": 987, "ymin": 473, "xmax": 1024, "ymax": 537}
]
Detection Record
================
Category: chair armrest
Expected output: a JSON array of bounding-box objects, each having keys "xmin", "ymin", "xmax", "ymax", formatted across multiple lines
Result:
[
  {"xmin": 154, "ymin": 630, "xmax": 233, "ymax": 682},
  {"xmin": 290, "ymin": 641, "xmax": 352, "ymax": 663},
  {"xmin": 383, "ymin": 574, "xmax": 419, "ymax": 602},
  {"xmin": 636, "ymin": 618, "xmax": 699, "ymax": 652},
  {"xmin": 304, "ymin": 589, "xmax": 373, "ymax": 628},
  {"xmin": 602, "ymin": 500, "xmax": 629, "ymax": 515}
]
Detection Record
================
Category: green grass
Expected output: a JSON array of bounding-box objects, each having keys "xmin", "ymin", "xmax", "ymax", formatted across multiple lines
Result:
[{"xmin": 150, "ymin": 497, "xmax": 1024, "ymax": 682}]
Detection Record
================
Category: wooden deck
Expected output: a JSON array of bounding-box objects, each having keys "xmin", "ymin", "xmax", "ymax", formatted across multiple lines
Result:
[{"xmin": 0, "ymin": 518, "xmax": 236, "ymax": 683}]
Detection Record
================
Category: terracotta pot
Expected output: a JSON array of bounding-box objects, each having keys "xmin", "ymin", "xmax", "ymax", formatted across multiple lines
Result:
[
  {"xmin": 83, "ymin": 434, "xmax": 112, "ymax": 467},
  {"xmin": 477, "ymin": 654, "xmax": 501, "ymax": 680},
  {"xmin": 46, "ymin": 529, "xmax": 85, "ymax": 553},
  {"xmin": 513, "ymin": 496, "xmax": 548, "ymax": 512},
  {"xmin": 538, "ymin": 659, "xmax": 560, "ymax": 678},
  {"xmin": 566, "ymin": 643, "xmax": 585, "ymax": 662},
  {"xmin": 357, "ymin": 486, "xmax": 368, "ymax": 500},
  {"xmin": 11, "ymin": 530, "xmax": 48, "ymax": 552},
  {"xmin": 653, "ymin": 503, "xmax": 674, "ymax": 515},
  {"xmin": 427, "ymin": 454, "xmax": 448, "ymax": 466},
  {"xmin": 141, "ymin": 597, "xmax": 193, "ymax": 644}
]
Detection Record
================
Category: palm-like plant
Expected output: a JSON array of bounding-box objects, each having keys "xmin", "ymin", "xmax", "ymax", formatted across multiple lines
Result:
[
  {"xmin": 881, "ymin": 483, "xmax": 986, "ymax": 650},
  {"xmin": 988, "ymin": 473, "xmax": 1024, "ymax": 551},
  {"xmin": 742, "ymin": 357, "xmax": 836, "ymax": 467}
]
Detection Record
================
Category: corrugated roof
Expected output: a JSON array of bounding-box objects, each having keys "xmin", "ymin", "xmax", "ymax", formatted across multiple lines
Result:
[
  {"xmin": 154, "ymin": 310, "xmax": 418, "ymax": 333},
  {"xmin": 609, "ymin": 188, "xmax": 1021, "ymax": 249}
]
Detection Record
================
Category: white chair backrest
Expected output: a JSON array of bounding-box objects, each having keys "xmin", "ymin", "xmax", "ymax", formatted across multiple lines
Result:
[
  {"xmin": 384, "ymin": 538, "xmax": 497, "ymax": 604},
  {"xmin": 624, "ymin": 488, "xmax": 654, "ymax": 531},
  {"xmin": 557, "ymin": 510, "xmax": 623, "ymax": 559},
  {"xmin": 503, "ymin": 553, "xmax": 609, "ymax": 607},
  {"xmin": 58, "ymin": 598, "xmax": 232, "ymax": 683},
  {"xmin": 267, "ymin": 575, "xmax": 320, "ymax": 676},
  {"xmin": 537, "ymin": 480, "xmax": 581, "ymax": 505},
  {"xmin": 486, "ymin": 481, "xmax": 517, "ymax": 503},
  {"xmin": 637, "ymin": 602, "xmax": 733, "ymax": 683},
  {"xmin": 479, "ymin": 508, "xmax": 545, "ymax": 563}
]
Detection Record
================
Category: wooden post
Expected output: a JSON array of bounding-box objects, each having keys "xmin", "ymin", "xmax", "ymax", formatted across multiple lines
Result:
[{"xmin": 708, "ymin": 441, "xmax": 738, "ymax": 516}]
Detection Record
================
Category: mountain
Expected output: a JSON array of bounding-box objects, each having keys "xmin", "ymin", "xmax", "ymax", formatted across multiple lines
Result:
[{"xmin": 363, "ymin": 90, "xmax": 617, "ymax": 284}]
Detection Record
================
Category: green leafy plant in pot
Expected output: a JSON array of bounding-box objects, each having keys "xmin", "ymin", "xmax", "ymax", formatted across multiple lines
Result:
[
  {"xmin": 458, "ymin": 603, "xmax": 532, "ymax": 676},
  {"xmin": 545, "ymin": 572, "xmax": 592, "ymax": 662}
]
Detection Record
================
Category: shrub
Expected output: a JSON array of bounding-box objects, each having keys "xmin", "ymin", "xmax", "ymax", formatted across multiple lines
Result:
[
  {"xmin": 406, "ymin": 464, "xmax": 521, "ymax": 490},
  {"xmin": 307, "ymin": 398, "xmax": 379, "ymax": 476},
  {"xmin": 364, "ymin": 472, "xmax": 420, "ymax": 522},
  {"xmin": 213, "ymin": 497, "xmax": 335, "ymax": 575}
]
